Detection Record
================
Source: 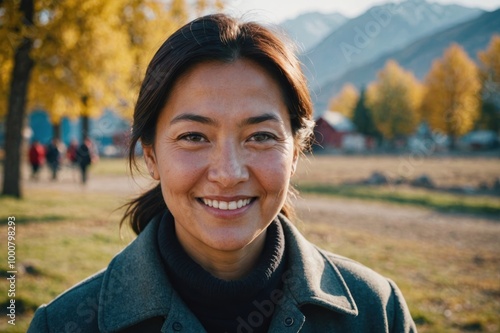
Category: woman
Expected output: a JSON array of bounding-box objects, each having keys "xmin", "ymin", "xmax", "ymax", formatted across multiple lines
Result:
[
  {"xmin": 28, "ymin": 14, "xmax": 416, "ymax": 332},
  {"xmin": 28, "ymin": 139, "xmax": 45, "ymax": 180}
]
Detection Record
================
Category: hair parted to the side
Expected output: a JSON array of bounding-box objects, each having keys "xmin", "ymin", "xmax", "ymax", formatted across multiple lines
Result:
[{"xmin": 121, "ymin": 13, "xmax": 315, "ymax": 234}]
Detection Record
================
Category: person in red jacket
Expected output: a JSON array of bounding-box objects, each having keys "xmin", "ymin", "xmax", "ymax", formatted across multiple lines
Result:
[{"xmin": 28, "ymin": 139, "xmax": 45, "ymax": 180}]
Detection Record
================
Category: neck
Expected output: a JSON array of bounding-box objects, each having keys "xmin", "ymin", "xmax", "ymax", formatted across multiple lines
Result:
[{"xmin": 175, "ymin": 228, "xmax": 267, "ymax": 280}]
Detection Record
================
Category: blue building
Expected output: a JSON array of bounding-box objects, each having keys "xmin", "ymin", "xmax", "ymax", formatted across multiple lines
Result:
[{"xmin": 26, "ymin": 109, "xmax": 130, "ymax": 156}]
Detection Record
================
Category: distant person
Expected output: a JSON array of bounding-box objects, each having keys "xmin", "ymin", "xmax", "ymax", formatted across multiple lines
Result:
[
  {"xmin": 28, "ymin": 14, "xmax": 416, "ymax": 332},
  {"xmin": 66, "ymin": 139, "xmax": 79, "ymax": 167},
  {"xmin": 76, "ymin": 137, "xmax": 98, "ymax": 184},
  {"xmin": 28, "ymin": 139, "xmax": 45, "ymax": 180},
  {"xmin": 45, "ymin": 138, "xmax": 61, "ymax": 180}
]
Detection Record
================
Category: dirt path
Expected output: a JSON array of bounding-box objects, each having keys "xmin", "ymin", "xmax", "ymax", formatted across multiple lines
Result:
[
  {"xmin": 22, "ymin": 169, "xmax": 500, "ymax": 252},
  {"xmin": 22, "ymin": 166, "xmax": 154, "ymax": 194},
  {"xmin": 294, "ymin": 195, "xmax": 500, "ymax": 252}
]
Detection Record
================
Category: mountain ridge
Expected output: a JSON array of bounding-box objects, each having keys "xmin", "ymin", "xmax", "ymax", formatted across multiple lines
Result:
[
  {"xmin": 300, "ymin": 0, "xmax": 484, "ymax": 91},
  {"xmin": 313, "ymin": 8, "xmax": 500, "ymax": 114},
  {"xmin": 280, "ymin": 11, "xmax": 348, "ymax": 51}
]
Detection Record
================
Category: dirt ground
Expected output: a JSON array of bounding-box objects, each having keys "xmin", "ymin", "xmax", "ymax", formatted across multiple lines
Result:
[
  {"xmin": 15, "ymin": 157, "xmax": 500, "ymax": 331},
  {"xmin": 294, "ymin": 195, "xmax": 499, "ymax": 252},
  {"xmin": 21, "ymin": 162, "xmax": 500, "ymax": 254},
  {"xmin": 294, "ymin": 154, "xmax": 500, "ymax": 188}
]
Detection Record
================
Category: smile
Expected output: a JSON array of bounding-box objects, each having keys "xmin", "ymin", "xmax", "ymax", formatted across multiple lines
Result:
[{"xmin": 201, "ymin": 198, "xmax": 253, "ymax": 210}]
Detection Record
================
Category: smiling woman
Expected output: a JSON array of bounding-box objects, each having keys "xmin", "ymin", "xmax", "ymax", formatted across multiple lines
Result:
[
  {"xmin": 143, "ymin": 59, "xmax": 297, "ymax": 280},
  {"xmin": 28, "ymin": 13, "xmax": 416, "ymax": 333}
]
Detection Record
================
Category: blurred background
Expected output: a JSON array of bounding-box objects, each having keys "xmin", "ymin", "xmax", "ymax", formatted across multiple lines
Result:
[{"xmin": 0, "ymin": 0, "xmax": 499, "ymax": 332}]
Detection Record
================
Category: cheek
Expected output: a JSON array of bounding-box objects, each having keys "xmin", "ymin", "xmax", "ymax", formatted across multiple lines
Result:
[
  {"xmin": 251, "ymin": 150, "xmax": 294, "ymax": 192},
  {"xmin": 157, "ymin": 150, "xmax": 208, "ymax": 192}
]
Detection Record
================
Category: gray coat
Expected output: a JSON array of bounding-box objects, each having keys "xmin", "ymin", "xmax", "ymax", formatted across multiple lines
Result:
[{"xmin": 28, "ymin": 215, "xmax": 417, "ymax": 332}]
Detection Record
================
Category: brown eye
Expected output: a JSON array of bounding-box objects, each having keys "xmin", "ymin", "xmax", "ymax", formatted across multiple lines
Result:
[
  {"xmin": 249, "ymin": 132, "xmax": 276, "ymax": 142},
  {"xmin": 179, "ymin": 132, "xmax": 208, "ymax": 143}
]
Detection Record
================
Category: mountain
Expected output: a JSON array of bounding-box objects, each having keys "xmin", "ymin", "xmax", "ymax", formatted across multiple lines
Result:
[
  {"xmin": 314, "ymin": 8, "xmax": 500, "ymax": 113},
  {"xmin": 302, "ymin": 0, "xmax": 484, "ymax": 91},
  {"xmin": 280, "ymin": 12, "xmax": 347, "ymax": 51}
]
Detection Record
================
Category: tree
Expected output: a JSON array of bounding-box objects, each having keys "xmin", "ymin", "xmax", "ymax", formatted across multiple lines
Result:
[
  {"xmin": 477, "ymin": 35, "xmax": 500, "ymax": 133},
  {"xmin": 1, "ymin": 0, "xmax": 220, "ymax": 198},
  {"xmin": 421, "ymin": 43, "xmax": 481, "ymax": 149},
  {"xmin": 366, "ymin": 60, "xmax": 422, "ymax": 143},
  {"xmin": 328, "ymin": 83, "xmax": 359, "ymax": 118},
  {"xmin": 352, "ymin": 88, "xmax": 380, "ymax": 141},
  {"xmin": 0, "ymin": 1, "xmax": 18, "ymax": 115},
  {"xmin": 1, "ymin": 0, "xmax": 35, "ymax": 198},
  {"xmin": 27, "ymin": 0, "xmax": 218, "ymax": 136},
  {"xmin": 28, "ymin": 0, "xmax": 142, "ymax": 139}
]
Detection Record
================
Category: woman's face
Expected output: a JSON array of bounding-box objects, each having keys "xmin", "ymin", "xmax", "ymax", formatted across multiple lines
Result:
[{"xmin": 143, "ymin": 59, "xmax": 297, "ymax": 257}]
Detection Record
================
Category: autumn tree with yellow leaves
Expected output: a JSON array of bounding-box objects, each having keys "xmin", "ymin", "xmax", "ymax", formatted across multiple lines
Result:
[
  {"xmin": 328, "ymin": 83, "xmax": 359, "ymax": 118},
  {"xmin": 365, "ymin": 60, "xmax": 423, "ymax": 143},
  {"xmin": 28, "ymin": 1, "xmax": 135, "ymax": 138},
  {"xmin": 1, "ymin": 0, "xmax": 221, "ymax": 197},
  {"xmin": 421, "ymin": 43, "xmax": 481, "ymax": 149},
  {"xmin": 477, "ymin": 35, "xmax": 500, "ymax": 133},
  {"xmin": 1, "ymin": 0, "xmax": 35, "ymax": 198}
]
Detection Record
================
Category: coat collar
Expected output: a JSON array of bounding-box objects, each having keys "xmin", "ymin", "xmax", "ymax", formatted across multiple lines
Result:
[{"xmin": 98, "ymin": 214, "xmax": 357, "ymax": 332}]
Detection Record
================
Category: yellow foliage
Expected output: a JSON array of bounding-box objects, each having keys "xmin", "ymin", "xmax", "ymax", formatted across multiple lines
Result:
[
  {"xmin": 170, "ymin": 0, "xmax": 188, "ymax": 25},
  {"xmin": 3, "ymin": 0, "xmax": 224, "ymax": 125},
  {"xmin": 328, "ymin": 83, "xmax": 359, "ymax": 118},
  {"xmin": 366, "ymin": 60, "xmax": 423, "ymax": 140},
  {"xmin": 421, "ymin": 43, "xmax": 481, "ymax": 137},
  {"xmin": 0, "ymin": 2, "xmax": 22, "ymax": 117},
  {"xmin": 215, "ymin": 0, "xmax": 225, "ymax": 11},
  {"xmin": 478, "ymin": 35, "xmax": 500, "ymax": 100},
  {"xmin": 0, "ymin": 59, "xmax": 13, "ymax": 117}
]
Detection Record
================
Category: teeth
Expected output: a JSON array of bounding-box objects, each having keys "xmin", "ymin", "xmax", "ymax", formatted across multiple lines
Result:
[{"xmin": 202, "ymin": 198, "xmax": 252, "ymax": 210}]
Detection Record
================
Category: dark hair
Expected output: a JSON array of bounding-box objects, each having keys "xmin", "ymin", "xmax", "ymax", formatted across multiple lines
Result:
[{"xmin": 121, "ymin": 13, "xmax": 314, "ymax": 234}]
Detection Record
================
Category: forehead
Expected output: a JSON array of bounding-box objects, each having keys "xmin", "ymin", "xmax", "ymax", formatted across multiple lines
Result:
[
  {"xmin": 160, "ymin": 59, "xmax": 289, "ymax": 120},
  {"xmin": 179, "ymin": 59, "xmax": 282, "ymax": 98}
]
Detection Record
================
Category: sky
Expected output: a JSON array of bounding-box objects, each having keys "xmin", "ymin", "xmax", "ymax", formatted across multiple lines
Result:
[{"xmin": 222, "ymin": 0, "xmax": 500, "ymax": 23}]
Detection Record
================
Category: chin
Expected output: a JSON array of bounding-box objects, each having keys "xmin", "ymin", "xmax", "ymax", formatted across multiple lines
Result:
[{"xmin": 204, "ymin": 230, "xmax": 262, "ymax": 252}]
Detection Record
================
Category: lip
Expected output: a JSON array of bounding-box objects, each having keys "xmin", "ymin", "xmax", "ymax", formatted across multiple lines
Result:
[{"xmin": 196, "ymin": 196, "xmax": 256, "ymax": 218}]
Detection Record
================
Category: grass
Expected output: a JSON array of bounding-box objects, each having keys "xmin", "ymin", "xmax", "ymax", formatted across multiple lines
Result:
[
  {"xmin": 294, "ymin": 155, "xmax": 500, "ymax": 189},
  {"xmin": 1, "ymin": 188, "xmax": 499, "ymax": 332},
  {"xmin": 0, "ymin": 190, "xmax": 135, "ymax": 333},
  {"xmin": 298, "ymin": 221, "xmax": 500, "ymax": 333},
  {"xmin": 90, "ymin": 157, "xmax": 132, "ymax": 176},
  {"xmin": 297, "ymin": 183, "xmax": 500, "ymax": 217},
  {"xmin": 0, "ymin": 155, "xmax": 499, "ymax": 332}
]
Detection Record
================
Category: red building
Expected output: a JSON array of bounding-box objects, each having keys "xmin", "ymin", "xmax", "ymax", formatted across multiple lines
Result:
[{"xmin": 313, "ymin": 111, "xmax": 355, "ymax": 150}]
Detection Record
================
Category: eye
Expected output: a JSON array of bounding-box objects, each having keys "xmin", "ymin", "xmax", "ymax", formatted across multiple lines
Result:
[
  {"xmin": 249, "ymin": 132, "xmax": 277, "ymax": 142},
  {"xmin": 178, "ymin": 132, "xmax": 208, "ymax": 143}
]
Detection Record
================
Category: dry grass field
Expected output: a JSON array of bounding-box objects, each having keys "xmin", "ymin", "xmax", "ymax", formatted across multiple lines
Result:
[
  {"xmin": 294, "ymin": 154, "xmax": 500, "ymax": 189},
  {"xmin": 293, "ymin": 154, "xmax": 500, "ymax": 332},
  {"xmin": 0, "ymin": 155, "xmax": 499, "ymax": 332}
]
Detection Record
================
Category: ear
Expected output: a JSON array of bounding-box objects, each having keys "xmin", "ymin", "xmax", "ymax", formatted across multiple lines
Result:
[{"xmin": 143, "ymin": 144, "xmax": 160, "ymax": 180}]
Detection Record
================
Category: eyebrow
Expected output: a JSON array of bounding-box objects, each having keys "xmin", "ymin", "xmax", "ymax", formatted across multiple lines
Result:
[
  {"xmin": 170, "ymin": 112, "xmax": 282, "ymax": 127},
  {"xmin": 170, "ymin": 113, "xmax": 217, "ymax": 126},
  {"xmin": 241, "ymin": 113, "xmax": 282, "ymax": 126}
]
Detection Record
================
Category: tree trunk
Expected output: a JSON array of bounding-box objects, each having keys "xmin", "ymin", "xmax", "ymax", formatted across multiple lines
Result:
[
  {"xmin": 81, "ymin": 95, "xmax": 90, "ymax": 140},
  {"xmin": 81, "ymin": 115, "xmax": 90, "ymax": 140},
  {"xmin": 449, "ymin": 134, "xmax": 456, "ymax": 151},
  {"xmin": 2, "ymin": 0, "xmax": 35, "ymax": 198},
  {"xmin": 53, "ymin": 122, "xmax": 61, "ymax": 140}
]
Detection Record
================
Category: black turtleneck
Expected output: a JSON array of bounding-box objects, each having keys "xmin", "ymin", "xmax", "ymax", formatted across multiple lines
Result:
[{"xmin": 157, "ymin": 212, "xmax": 286, "ymax": 333}]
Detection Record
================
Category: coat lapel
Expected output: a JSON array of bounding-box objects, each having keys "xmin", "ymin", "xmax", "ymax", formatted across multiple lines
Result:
[
  {"xmin": 279, "ymin": 216, "xmax": 358, "ymax": 316},
  {"xmin": 98, "ymin": 217, "xmax": 172, "ymax": 332}
]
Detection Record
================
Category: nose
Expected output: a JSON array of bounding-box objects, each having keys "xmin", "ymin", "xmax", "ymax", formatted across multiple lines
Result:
[{"xmin": 207, "ymin": 140, "xmax": 249, "ymax": 187}]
